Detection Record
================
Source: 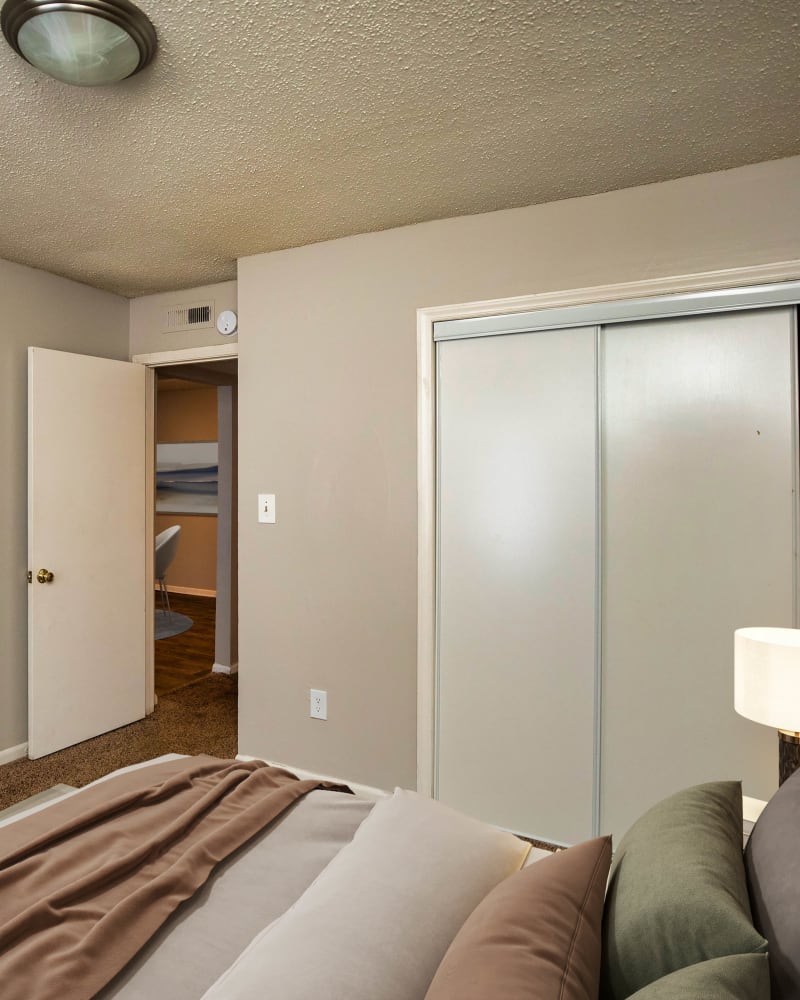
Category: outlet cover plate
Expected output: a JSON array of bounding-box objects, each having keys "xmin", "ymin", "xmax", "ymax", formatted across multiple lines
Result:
[{"xmin": 310, "ymin": 688, "xmax": 327, "ymax": 720}]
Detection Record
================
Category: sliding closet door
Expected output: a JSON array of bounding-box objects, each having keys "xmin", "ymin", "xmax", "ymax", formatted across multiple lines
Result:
[
  {"xmin": 600, "ymin": 307, "xmax": 797, "ymax": 839},
  {"xmin": 436, "ymin": 327, "xmax": 598, "ymax": 845}
]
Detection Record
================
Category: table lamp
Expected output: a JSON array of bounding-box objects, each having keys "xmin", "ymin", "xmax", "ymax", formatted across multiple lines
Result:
[{"xmin": 735, "ymin": 627, "xmax": 800, "ymax": 784}]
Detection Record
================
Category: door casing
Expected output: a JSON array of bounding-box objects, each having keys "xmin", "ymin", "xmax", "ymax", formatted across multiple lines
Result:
[{"xmin": 133, "ymin": 343, "xmax": 239, "ymax": 712}]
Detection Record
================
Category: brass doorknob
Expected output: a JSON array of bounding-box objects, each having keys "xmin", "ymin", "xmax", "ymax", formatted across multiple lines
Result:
[{"xmin": 36, "ymin": 569, "xmax": 54, "ymax": 584}]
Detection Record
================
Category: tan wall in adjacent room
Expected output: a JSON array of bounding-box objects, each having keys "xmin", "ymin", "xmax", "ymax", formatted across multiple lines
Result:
[
  {"xmin": 156, "ymin": 383, "xmax": 218, "ymax": 594},
  {"xmin": 157, "ymin": 383, "xmax": 217, "ymax": 440},
  {"xmin": 154, "ymin": 512, "xmax": 217, "ymax": 594},
  {"xmin": 0, "ymin": 258, "xmax": 129, "ymax": 754}
]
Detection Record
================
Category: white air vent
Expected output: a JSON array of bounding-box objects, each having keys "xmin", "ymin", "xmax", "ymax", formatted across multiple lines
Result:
[{"xmin": 162, "ymin": 301, "xmax": 214, "ymax": 333}]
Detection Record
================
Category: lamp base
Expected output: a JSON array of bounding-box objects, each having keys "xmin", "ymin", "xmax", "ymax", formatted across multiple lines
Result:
[{"xmin": 778, "ymin": 730, "xmax": 800, "ymax": 785}]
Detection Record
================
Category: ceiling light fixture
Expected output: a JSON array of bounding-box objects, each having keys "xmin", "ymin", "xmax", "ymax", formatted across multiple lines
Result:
[{"xmin": 1, "ymin": 0, "xmax": 156, "ymax": 87}]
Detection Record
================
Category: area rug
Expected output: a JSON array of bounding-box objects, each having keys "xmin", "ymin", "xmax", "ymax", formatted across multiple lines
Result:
[{"xmin": 155, "ymin": 609, "xmax": 193, "ymax": 640}]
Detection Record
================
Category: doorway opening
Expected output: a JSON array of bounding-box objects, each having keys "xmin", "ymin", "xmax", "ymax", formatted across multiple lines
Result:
[{"xmin": 153, "ymin": 358, "xmax": 238, "ymax": 750}]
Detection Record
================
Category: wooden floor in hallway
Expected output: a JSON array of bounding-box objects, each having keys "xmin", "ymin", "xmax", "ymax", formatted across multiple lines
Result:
[{"xmin": 155, "ymin": 591, "xmax": 217, "ymax": 696}]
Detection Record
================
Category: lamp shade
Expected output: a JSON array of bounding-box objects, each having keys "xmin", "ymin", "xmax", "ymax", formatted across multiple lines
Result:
[
  {"xmin": 734, "ymin": 627, "xmax": 800, "ymax": 733},
  {"xmin": 1, "ymin": 0, "xmax": 157, "ymax": 86}
]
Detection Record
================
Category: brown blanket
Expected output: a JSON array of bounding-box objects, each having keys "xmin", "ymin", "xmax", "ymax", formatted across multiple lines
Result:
[{"xmin": 0, "ymin": 755, "xmax": 348, "ymax": 999}]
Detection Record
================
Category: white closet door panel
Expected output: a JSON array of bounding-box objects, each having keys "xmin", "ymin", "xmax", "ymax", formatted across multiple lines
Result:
[
  {"xmin": 436, "ymin": 327, "xmax": 597, "ymax": 845},
  {"xmin": 601, "ymin": 308, "xmax": 796, "ymax": 840}
]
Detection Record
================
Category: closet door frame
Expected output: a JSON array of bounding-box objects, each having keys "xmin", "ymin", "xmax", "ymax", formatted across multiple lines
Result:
[{"xmin": 417, "ymin": 260, "xmax": 800, "ymax": 805}]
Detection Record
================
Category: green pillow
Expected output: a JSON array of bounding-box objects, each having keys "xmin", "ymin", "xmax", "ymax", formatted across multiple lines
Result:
[
  {"xmin": 626, "ymin": 954, "xmax": 769, "ymax": 999},
  {"xmin": 600, "ymin": 781, "xmax": 767, "ymax": 1000}
]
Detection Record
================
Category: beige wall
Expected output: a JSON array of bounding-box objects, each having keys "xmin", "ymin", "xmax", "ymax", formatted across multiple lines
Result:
[
  {"xmin": 0, "ymin": 259, "xmax": 129, "ymax": 753},
  {"xmin": 157, "ymin": 383, "xmax": 218, "ymax": 440},
  {"xmin": 237, "ymin": 155, "xmax": 800, "ymax": 790},
  {"xmin": 156, "ymin": 383, "xmax": 218, "ymax": 593},
  {"xmin": 155, "ymin": 513, "xmax": 217, "ymax": 594},
  {"xmin": 129, "ymin": 280, "xmax": 237, "ymax": 356}
]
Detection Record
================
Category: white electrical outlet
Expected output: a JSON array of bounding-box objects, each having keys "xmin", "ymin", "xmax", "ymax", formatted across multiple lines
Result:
[{"xmin": 310, "ymin": 689, "xmax": 327, "ymax": 720}]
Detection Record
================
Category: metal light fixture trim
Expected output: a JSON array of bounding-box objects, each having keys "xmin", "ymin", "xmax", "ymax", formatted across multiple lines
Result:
[{"xmin": 1, "ymin": 0, "xmax": 157, "ymax": 84}]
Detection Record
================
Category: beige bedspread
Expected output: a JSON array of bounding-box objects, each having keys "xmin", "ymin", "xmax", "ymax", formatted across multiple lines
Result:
[{"xmin": 0, "ymin": 755, "xmax": 347, "ymax": 1000}]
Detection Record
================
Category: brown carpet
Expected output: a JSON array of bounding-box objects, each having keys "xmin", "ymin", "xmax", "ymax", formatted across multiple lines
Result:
[{"xmin": 0, "ymin": 674, "xmax": 237, "ymax": 813}]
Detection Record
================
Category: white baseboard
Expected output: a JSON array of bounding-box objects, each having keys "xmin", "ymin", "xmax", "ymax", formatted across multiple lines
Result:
[
  {"xmin": 154, "ymin": 586, "xmax": 216, "ymax": 598},
  {"xmin": 0, "ymin": 742, "xmax": 28, "ymax": 765},
  {"xmin": 212, "ymin": 661, "xmax": 238, "ymax": 675},
  {"xmin": 235, "ymin": 755, "xmax": 389, "ymax": 802}
]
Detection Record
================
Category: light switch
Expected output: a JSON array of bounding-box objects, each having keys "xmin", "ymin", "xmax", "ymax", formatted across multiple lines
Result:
[{"xmin": 258, "ymin": 493, "xmax": 276, "ymax": 523}]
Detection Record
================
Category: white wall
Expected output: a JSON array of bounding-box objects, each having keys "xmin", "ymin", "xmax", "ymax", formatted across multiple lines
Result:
[
  {"xmin": 0, "ymin": 259, "xmax": 129, "ymax": 755},
  {"xmin": 237, "ymin": 155, "xmax": 800, "ymax": 791},
  {"xmin": 129, "ymin": 281, "xmax": 237, "ymax": 356}
]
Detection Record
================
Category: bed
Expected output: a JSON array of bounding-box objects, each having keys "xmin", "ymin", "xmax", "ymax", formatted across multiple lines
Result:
[{"xmin": 0, "ymin": 753, "xmax": 795, "ymax": 1000}]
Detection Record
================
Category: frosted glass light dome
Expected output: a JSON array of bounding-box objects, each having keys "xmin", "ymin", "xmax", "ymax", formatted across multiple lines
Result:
[{"xmin": 1, "ymin": 0, "xmax": 157, "ymax": 87}]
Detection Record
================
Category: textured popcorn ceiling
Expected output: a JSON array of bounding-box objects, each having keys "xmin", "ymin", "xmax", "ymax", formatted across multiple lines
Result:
[{"xmin": 0, "ymin": 0, "xmax": 798, "ymax": 297}]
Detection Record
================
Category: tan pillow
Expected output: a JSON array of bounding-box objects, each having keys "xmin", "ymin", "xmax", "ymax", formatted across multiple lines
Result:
[
  {"xmin": 425, "ymin": 836, "xmax": 612, "ymax": 1000},
  {"xmin": 201, "ymin": 788, "xmax": 530, "ymax": 1000}
]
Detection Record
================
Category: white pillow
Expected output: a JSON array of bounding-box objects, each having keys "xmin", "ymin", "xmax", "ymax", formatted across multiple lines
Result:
[{"xmin": 201, "ymin": 788, "xmax": 530, "ymax": 1000}]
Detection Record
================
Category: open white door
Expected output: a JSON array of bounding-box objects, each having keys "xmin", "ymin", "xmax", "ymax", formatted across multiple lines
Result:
[{"xmin": 28, "ymin": 347, "xmax": 148, "ymax": 759}]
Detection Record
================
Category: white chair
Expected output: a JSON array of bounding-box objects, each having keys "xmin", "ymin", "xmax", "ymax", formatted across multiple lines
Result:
[{"xmin": 155, "ymin": 525, "xmax": 181, "ymax": 618}]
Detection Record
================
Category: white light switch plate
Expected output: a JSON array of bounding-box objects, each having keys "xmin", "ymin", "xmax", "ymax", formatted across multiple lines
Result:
[{"xmin": 258, "ymin": 493, "xmax": 276, "ymax": 523}]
